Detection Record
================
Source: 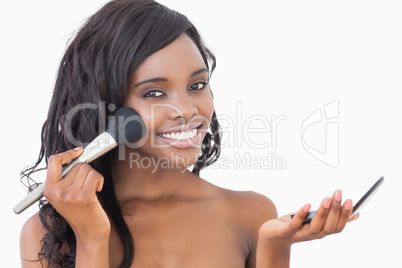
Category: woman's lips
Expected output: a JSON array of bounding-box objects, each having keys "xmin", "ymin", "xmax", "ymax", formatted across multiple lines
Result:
[
  {"xmin": 160, "ymin": 122, "xmax": 202, "ymax": 133},
  {"xmin": 157, "ymin": 124, "xmax": 203, "ymax": 149}
]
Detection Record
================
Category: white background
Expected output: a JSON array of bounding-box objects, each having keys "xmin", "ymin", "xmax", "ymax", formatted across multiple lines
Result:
[{"xmin": 1, "ymin": 0, "xmax": 401, "ymax": 267}]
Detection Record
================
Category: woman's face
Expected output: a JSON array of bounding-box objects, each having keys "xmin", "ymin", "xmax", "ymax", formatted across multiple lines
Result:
[{"xmin": 124, "ymin": 33, "xmax": 214, "ymax": 170}]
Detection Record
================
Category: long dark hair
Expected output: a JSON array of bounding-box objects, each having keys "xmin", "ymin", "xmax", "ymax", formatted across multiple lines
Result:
[{"xmin": 22, "ymin": 0, "xmax": 221, "ymax": 267}]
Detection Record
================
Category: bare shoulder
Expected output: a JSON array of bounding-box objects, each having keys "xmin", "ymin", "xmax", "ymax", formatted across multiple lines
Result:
[
  {"xmin": 195, "ymin": 179, "xmax": 278, "ymax": 266},
  {"xmin": 20, "ymin": 212, "xmax": 45, "ymax": 267},
  {"xmin": 221, "ymin": 188, "xmax": 278, "ymax": 224},
  {"xmin": 188, "ymin": 174, "xmax": 278, "ymax": 227},
  {"xmin": 197, "ymin": 177, "xmax": 278, "ymax": 225}
]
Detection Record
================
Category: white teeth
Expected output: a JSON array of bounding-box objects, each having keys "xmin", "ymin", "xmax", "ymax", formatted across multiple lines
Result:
[{"xmin": 161, "ymin": 128, "xmax": 197, "ymax": 140}]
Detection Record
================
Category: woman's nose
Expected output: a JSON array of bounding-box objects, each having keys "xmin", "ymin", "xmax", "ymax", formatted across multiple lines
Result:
[{"xmin": 167, "ymin": 94, "xmax": 198, "ymax": 121}]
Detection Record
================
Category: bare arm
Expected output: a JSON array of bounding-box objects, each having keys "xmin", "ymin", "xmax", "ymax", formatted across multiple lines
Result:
[
  {"xmin": 20, "ymin": 212, "xmax": 110, "ymax": 268},
  {"xmin": 21, "ymin": 148, "xmax": 111, "ymax": 268},
  {"xmin": 75, "ymin": 236, "xmax": 110, "ymax": 267},
  {"xmin": 20, "ymin": 213, "xmax": 46, "ymax": 268},
  {"xmin": 256, "ymin": 190, "xmax": 357, "ymax": 268},
  {"xmin": 243, "ymin": 192, "xmax": 278, "ymax": 268}
]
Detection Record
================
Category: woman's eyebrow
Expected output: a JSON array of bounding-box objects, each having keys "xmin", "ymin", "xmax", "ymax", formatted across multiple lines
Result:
[
  {"xmin": 133, "ymin": 77, "xmax": 168, "ymax": 88},
  {"xmin": 190, "ymin": 68, "xmax": 208, "ymax": 77},
  {"xmin": 133, "ymin": 68, "xmax": 208, "ymax": 88}
]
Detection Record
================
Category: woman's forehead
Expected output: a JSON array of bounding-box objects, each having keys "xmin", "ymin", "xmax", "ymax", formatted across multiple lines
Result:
[{"xmin": 131, "ymin": 34, "xmax": 207, "ymax": 82}]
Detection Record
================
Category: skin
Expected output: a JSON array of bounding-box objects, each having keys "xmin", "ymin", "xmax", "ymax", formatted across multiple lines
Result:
[{"xmin": 20, "ymin": 34, "xmax": 357, "ymax": 268}]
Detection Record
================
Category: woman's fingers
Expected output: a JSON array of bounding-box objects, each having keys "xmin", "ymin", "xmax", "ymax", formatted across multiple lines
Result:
[
  {"xmin": 320, "ymin": 190, "xmax": 343, "ymax": 234},
  {"xmin": 51, "ymin": 164, "xmax": 102, "ymax": 204},
  {"xmin": 82, "ymin": 169, "xmax": 104, "ymax": 194},
  {"xmin": 43, "ymin": 146, "xmax": 102, "ymax": 205},
  {"xmin": 260, "ymin": 190, "xmax": 359, "ymax": 247},
  {"xmin": 286, "ymin": 204, "xmax": 311, "ymax": 235},
  {"xmin": 40, "ymin": 148, "xmax": 110, "ymax": 240},
  {"xmin": 44, "ymin": 147, "xmax": 84, "ymax": 197},
  {"xmin": 46, "ymin": 148, "xmax": 83, "ymax": 179},
  {"xmin": 335, "ymin": 199, "xmax": 354, "ymax": 233},
  {"xmin": 308, "ymin": 197, "xmax": 331, "ymax": 231},
  {"xmin": 69, "ymin": 164, "xmax": 94, "ymax": 191},
  {"xmin": 307, "ymin": 190, "xmax": 355, "ymax": 238},
  {"xmin": 348, "ymin": 212, "xmax": 360, "ymax": 222}
]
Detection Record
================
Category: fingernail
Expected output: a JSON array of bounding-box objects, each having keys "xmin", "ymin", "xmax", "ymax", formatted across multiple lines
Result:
[
  {"xmin": 74, "ymin": 147, "xmax": 83, "ymax": 151},
  {"xmin": 303, "ymin": 203, "xmax": 311, "ymax": 213},
  {"xmin": 334, "ymin": 189, "xmax": 342, "ymax": 202},
  {"xmin": 344, "ymin": 199, "xmax": 353, "ymax": 210},
  {"xmin": 323, "ymin": 197, "xmax": 331, "ymax": 209}
]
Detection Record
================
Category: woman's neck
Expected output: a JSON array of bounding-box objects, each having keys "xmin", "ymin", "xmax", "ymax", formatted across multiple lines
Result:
[{"xmin": 111, "ymin": 153, "xmax": 200, "ymax": 208}]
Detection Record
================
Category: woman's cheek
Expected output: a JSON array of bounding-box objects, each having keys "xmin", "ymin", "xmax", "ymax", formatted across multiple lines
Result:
[{"xmin": 199, "ymin": 91, "xmax": 215, "ymax": 122}]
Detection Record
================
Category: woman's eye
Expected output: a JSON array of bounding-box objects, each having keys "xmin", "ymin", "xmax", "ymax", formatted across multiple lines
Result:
[
  {"xmin": 190, "ymin": 82, "xmax": 208, "ymax": 91},
  {"xmin": 144, "ymin": 90, "xmax": 164, "ymax": 98}
]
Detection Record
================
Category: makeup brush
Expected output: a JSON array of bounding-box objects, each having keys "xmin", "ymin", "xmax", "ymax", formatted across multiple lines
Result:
[{"xmin": 13, "ymin": 107, "xmax": 145, "ymax": 214}]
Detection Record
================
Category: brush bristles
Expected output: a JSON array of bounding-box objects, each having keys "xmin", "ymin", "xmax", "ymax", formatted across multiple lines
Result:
[{"xmin": 106, "ymin": 107, "xmax": 145, "ymax": 144}]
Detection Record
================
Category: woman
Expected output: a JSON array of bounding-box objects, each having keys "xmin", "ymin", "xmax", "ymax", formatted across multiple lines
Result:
[{"xmin": 20, "ymin": 0, "xmax": 356, "ymax": 267}]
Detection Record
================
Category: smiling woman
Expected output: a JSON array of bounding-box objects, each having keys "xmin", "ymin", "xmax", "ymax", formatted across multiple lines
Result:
[
  {"xmin": 125, "ymin": 34, "xmax": 214, "ymax": 163},
  {"xmin": 18, "ymin": 1, "xmax": 355, "ymax": 268}
]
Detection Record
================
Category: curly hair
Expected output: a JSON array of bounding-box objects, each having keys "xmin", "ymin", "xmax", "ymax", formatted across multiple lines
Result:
[{"xmin": 21, "ymin": 0, "xmax": 221, "ymax": 267}]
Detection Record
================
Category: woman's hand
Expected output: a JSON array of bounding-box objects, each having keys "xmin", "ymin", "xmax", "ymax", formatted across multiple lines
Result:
[
  {"xmin": 256, "ymin": 190, "xmax": 359, "ymax": 267},
  {"xmin": 43, "ymin": 147, "xmax": 111, "ymax": 241}
]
